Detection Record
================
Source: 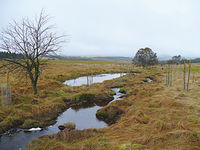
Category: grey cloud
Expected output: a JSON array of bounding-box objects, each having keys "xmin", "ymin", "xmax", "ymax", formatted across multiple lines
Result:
[{"xmin": 1, "ymin": 0, "xmax": 200, "ymax": 58}]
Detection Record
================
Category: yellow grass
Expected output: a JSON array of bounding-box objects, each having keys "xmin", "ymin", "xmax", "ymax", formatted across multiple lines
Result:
[
  {"xmin": 1, "ymin": 61, "xmax": 200, "ymax": 149},
  {"xmin": 27, "ymin": 64, "xmax": 200, "ymax": 150},
  {"xmin": 0, "ymin": 60, "xmax": 134, "ymax": 133}
]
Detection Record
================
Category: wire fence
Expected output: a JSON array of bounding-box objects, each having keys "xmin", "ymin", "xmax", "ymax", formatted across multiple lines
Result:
[{"xmin": 166, "ymin": 60, "xmax": 192, "ymax": 91}]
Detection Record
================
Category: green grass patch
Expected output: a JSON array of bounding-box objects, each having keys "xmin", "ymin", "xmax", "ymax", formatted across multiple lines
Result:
[
  {"xmin": 71, "ymin": 93, "xmax": 95, "ymax": 103},
  {"xmin": 189, "ymin": 118, "xmax": 200, "ymax": 124}
]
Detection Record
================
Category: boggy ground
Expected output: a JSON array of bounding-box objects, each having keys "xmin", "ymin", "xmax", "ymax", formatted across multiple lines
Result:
[
  {"xmin": 0, "ymin": 60, "xmax": 134, "ymax": 134},
  {"xmin": 27, "ymin": 66, "xmax": 200, "ymax": 150}
]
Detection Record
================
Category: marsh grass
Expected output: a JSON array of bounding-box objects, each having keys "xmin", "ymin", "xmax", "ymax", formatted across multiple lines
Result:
[
  {"xmin": 27, "ymin": 67, "xmax": 200, "ymax": 149},
  {"xmin": 2, "ymin": 61, "xmax": 200, "ymax": 149},
  {"xmin": 0, "ymin": 60, "xmax": 135, "ymax": 133}
]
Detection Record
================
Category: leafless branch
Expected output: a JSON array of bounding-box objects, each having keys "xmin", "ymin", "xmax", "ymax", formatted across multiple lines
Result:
[{"xmin": 0, "ymin": 10, "xmax": 66, "ymax": 94}]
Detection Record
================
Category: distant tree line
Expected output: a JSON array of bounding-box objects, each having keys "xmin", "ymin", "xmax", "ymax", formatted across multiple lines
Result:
[
  {"xmin": 0, "ymin": 51, "xmax": 23, "ymax": 59},
  {"xmin": 132, "ymin": 48, "xmax": 200, "ymax": 66},
  {"xmin": 165, "ymin": 55, "xmax": 191, "ymax": 65},
  {"xmin": 189, "ymin": 58, "xmax": 200, "ymax": 63},
  {"xmin": 48, "ymin": 55, "xmax": 132, "ymax": 61}
]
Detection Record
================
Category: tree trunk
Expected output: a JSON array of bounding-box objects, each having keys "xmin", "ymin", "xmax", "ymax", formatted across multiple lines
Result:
[
  {"xmin": 28, "ymin": 71, "xmax": 38, "ymax": 95},
  {"xmin": 32, "ymin": 80, "xmax": 38, "ymax": 95}
]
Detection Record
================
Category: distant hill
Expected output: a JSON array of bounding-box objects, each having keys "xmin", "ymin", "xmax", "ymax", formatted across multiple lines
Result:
[
  {"xmin": 2, "ymin": 51, "xmax": 200, "ymax": 63},
  {"xmin": 158, "ymin": 54, "xmax": 171, "ymax": 61},
  {"xmin": 0, "ymin": 51, "xmax": 131, "ymax": 62},
  {"xmin": 190, "ymin": 58, "xmax": 200, "ymax": 63},
  {"xmin": 48, "ymin": 55, "xmax": 132, "ymax": 62}
]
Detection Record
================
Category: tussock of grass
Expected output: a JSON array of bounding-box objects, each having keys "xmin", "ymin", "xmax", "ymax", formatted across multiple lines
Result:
[
  {"xmin": 26, "ymin": 129, "xmax": 106, "ymax": 150},
  {"xmin": 58, "ymin": 122, "xmax": 76, "ymax": 131},
  {"xmin": 96, "ymin": 105, "xmax": 124, "ymax": 125},
  {"xmin": 21, "ymin": 119, "xmax": 40, "ymax": 128},
  {"xmin": 115, "ymin": 142, "xmax": 146, "ymax": 150},
  {"xmin": 71, "ymin": 93, "xmax": 95, "ymax": 103}
]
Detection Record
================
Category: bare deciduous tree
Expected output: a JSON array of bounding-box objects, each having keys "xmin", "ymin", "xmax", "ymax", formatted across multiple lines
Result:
[{"xmin": 0, "ymin": 11, "xmax": 65, "ymax": 94}]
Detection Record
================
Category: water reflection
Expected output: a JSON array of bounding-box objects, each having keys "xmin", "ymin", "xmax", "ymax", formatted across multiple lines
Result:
[{"xmin": 64, "ymin": 73, "xmax": 126, "ymax": 86}]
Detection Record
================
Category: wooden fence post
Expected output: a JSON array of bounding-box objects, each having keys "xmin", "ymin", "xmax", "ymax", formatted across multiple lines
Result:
[
  {"xmin": 187, "ymin": 60, "xmax": 191, "ymax": 91},
  {"xmin": 183, "ymin": 60, "xmax": 186, "ymax": 90},
  {"xmin": 166, "ymin": 65, "xmax": 168, "ymax": 86},
  {"xmin": 170, "ymin": 65, "xmax": 172, "ymax": 86},
  {"xmin": 168, "ymin": 64, "xmax": 171, "ymax": 87}
]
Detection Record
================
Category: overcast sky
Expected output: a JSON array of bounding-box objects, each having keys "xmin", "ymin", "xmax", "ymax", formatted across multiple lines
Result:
[{"xmin": 1, "ymin": 0, "xmax": 200, "ymax": 58}]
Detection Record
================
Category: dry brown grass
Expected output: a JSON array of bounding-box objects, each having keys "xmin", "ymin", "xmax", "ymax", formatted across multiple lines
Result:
[
  {"xmin": 27, "ymin": 66, "xmax": 200, "ymax": 150},
  {"xmin": 2, "ymin": 62, "xmax": 200, "ymax": 149},
  {"xmin": 0, "ymin": 60, "xmax": 132, "ymax": 95},
  {"xmin": 102, "ymin": 68, "xmax": 200, "ymax": 150},
  {"xmin": 0, "ymin": 60, "xmax": 134, "ymax": 133}
]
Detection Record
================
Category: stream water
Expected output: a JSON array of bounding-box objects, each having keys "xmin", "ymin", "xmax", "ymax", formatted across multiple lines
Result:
[
  {"xmin": 64, "ymin": 73, "xmax": 126, "ymax": 86},
  {"xmin": 0, "ymin": 73, "xmax": 125, "ymax": 150}
]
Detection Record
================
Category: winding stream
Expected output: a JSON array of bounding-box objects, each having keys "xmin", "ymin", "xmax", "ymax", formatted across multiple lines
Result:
[{"xmin": 0, "ymin": 73, "xmax": 125, "ymax": 150}]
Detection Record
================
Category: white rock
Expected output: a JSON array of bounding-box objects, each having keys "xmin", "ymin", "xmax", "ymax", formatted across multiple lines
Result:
[
  {"xmin": 28, "ymin": 127, "xmax": 42, "ymax": 131},
  {"xmin": 146, "ymin": 78, "xmax": 152, "ymax": 82}
]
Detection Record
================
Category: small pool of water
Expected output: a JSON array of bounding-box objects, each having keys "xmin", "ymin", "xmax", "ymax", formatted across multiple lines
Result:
[{"xmin": 64, "ymin": 73, "xmax": 126, "ymax": 86}]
